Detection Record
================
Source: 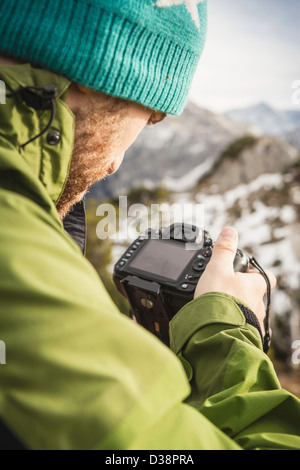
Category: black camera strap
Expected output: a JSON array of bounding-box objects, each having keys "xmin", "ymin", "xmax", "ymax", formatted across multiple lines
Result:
[
  {"xmin": 249, "ymin": 256, "xmax": 272, "ymax": 353},
  {"xmin": 6, "ymin": 84, "xmax": 58, "ymax": 149}
]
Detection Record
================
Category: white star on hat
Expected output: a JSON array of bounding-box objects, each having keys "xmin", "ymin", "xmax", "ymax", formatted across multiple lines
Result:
[{"xmin": 155, "ymin": 0, "xmax": 205, "ymax": 31}]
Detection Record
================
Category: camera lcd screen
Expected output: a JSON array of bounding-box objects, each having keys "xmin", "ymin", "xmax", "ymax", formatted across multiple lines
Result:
[{"xmin": 128, "ymin": 239, "xmax": 196, "ymax": 281}]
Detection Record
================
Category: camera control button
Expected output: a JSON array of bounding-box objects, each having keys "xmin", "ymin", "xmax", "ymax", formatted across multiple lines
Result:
[
  {"xmin": 185, "ymin": 274, "xmax": 199, "ymax": 283},
  {"xmin": 125, "ymin": 253, "xmax": 132, "ymax": 258},
  {"xmin": 117, "ymin": 260, "xmax": 126, "ymax": 268},
  {"xmin": 192, "ymin": 261, "xmax": 205, "ymax": 272},
  {"xmin": 204, "ymin": 237, "xmax": 213, "ymax": 246},
  {"xmin": 180, "ymin": 283, "xmax": 194, "ymax": 291},
  {"xmin": 203, "ymin": 247, "xmax": 212, "ymax": 257}
]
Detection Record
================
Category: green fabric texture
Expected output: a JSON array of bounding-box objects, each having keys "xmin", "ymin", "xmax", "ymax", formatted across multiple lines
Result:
[
  {"xmin": 0, "ymin": 0, "xmax": 207, "ymax": 115},
  {"xmin": 0, "ymin": 65, "xmax": 300, "ymax": 450},
  {"xmin": 0, "ymin": 65, "xmax": 73, "ymax": 213}
]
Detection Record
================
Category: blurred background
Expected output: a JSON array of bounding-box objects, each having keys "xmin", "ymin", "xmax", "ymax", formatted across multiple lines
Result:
[{"xmin": 86, "ymin": 0, "xmax": 300, "ymax": 396}]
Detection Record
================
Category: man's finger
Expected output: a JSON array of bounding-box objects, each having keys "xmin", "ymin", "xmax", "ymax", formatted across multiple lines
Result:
[{"xmin": 208, "ymin": 227, "xmax": 238, "ymax": 273}]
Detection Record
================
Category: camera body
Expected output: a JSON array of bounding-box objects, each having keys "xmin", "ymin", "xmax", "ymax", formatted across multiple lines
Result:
[{"xmin": 113, "ymin": 223, "xmax": 249, "ymax": 346}]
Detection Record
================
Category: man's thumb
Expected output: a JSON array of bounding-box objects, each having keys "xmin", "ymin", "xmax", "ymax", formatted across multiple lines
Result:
[{"xmin": 209, "ymin": 227, "xmax": 238, "ymax": 272}]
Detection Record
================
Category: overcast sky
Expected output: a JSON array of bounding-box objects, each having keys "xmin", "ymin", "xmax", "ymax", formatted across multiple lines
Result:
[{"xmin": 189, "ymin": 0, "xmax": 300, "ymax": 113}]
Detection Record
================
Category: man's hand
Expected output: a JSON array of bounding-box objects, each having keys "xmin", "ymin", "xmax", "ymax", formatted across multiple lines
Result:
[{"xmin": 194, "ymin": 227, "xmax": 277, "ymax": 333}]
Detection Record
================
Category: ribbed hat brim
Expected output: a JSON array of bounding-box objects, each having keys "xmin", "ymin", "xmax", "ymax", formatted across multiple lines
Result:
[{"xmin": 0, "ymin": 0, "xmax": 207, "ymax": 115}]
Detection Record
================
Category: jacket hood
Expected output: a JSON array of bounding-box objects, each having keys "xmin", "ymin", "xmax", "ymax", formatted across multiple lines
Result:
[{"xmin": 0, "ymin": 64, "xmax": 74, "ymax": 221}]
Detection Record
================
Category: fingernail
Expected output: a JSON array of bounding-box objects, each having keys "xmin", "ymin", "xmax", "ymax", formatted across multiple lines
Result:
[{"xmin": 220, "ymin": 227, "xmax": 237, "ymax": 240}]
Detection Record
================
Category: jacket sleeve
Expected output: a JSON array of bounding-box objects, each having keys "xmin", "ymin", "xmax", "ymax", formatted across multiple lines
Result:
[
  {"xmin": 1, "ymin": 191, "xmax": 299, "ymax": 450},
  {"xmin": 0, "ymin": 191, "xmax": 241, "ymax": 450},
  {"xmin": 169, "ymin": 292, "xmax": 300, "ymax": 450}
]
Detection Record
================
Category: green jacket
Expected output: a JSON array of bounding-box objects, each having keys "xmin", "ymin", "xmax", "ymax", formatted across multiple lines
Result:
[{"xmin": 0, "ymin": 64, "xmax": 299, "ymax": 450}]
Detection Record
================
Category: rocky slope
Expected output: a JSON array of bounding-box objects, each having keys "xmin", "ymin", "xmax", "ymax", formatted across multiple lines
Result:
[{"xmin": 195, "ymin": 134, "xmax": 299, "ymax": 192}]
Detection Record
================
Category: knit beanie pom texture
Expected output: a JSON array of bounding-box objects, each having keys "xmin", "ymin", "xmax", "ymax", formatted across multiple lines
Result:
[{"xmin": 0, "ymin": 0, "xmax": 207, "ymax": 115}]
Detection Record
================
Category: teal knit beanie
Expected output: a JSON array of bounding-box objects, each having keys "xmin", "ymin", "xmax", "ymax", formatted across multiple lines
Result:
[{"xmin": 0, "ymin": 0, "xmax": 207, "ymax": 115}]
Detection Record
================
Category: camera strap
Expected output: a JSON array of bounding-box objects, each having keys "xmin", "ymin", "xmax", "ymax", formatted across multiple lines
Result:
[
  {"xmin": 6, "ymin": 84, "xmax": 58, "ymax": 149},
  {"xmin": 249, "ymin": 256, "xmax": 272, "ymax": 353}
]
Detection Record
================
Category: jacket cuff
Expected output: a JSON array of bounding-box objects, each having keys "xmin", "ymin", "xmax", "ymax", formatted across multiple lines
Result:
[
  {"xmin": 235, "ymin": 302, "xmax": 263, "ymax": 343},
  {"xmin": 169, "ymin": 292, "xmax": 261, "ymax": 354}
]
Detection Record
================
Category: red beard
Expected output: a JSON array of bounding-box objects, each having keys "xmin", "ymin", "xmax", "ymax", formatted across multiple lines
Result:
[{"xmin": 56, "ymin": 94, "xmax": 128, "ymax": 219}]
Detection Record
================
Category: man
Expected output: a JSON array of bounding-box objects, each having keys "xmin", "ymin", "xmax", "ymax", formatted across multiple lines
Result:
[{"xmin": 0, "ymin": 0, "xmax": 299, "ymax": 450}]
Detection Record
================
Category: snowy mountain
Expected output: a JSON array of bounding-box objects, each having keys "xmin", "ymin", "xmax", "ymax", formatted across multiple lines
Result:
[
  {"xmin": 226, "ymin": 102, "xmax": 300, "ymax": 137},
  {"xmin": 196, "ymin": 135, "xmax": 299, "ymax": 192}
]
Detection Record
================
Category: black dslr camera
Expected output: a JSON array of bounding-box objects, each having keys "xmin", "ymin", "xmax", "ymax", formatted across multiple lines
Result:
[{"xmin": 113, "ymin": 223, "xmax": 250, "ymax": 346}]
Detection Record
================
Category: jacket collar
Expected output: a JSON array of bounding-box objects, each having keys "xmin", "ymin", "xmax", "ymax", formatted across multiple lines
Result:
[{"xmin": 0, "ymin": 64, "xmax": 74, "ymax": 218}]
